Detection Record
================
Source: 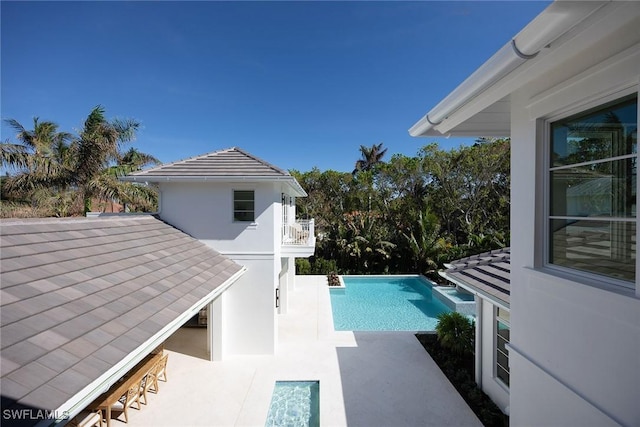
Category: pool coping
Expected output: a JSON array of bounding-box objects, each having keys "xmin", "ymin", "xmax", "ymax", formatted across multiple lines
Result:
[{"xmin": 333, "ymin": 274, "xmax": 432, "ymax": 288}]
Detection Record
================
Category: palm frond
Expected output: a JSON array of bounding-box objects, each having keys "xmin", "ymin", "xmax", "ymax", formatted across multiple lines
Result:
[
  {"xmin": 112, "ymin": 118, "xmax": 140, "ymax": 144},
  {"xmin": 1, "ymin": 142, "xmax": 30, "ymax": 170}
]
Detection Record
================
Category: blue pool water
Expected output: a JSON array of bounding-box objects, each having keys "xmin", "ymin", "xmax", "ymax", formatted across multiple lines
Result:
[
  {"xmin": 265, "ymin": 381, "xmax": 319, "ymax": 427},
  {"xmin": 330, "ymin": 275, "xmax": 452, "ymax": 331}
]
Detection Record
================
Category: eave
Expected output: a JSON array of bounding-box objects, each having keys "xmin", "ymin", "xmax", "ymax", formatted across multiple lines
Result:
[
  {"xmin": 408, "ymin": 1, "xmax": 630, "ymax": 138},
  {"xmin": 121, "ymin": 175, "xmax": 308, "ymax": 197}
]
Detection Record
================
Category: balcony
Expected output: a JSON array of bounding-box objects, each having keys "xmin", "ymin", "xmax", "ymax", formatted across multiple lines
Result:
[{"xmin": 281, "ymin": 219, "xmax": 316, "ymax": 257}]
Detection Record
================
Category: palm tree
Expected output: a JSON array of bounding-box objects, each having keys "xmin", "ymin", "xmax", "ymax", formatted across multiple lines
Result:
[
  {"xmin": 2, "ymin": 106, "xmax": 159, "ymax": 216},
  {"xmin": 402, "ymin": 209, "xmax": 448, "ymax": 275},
  {"xmin": 1, "ymin": 118, "xmax": 74, "ymax": 210},
  {"xmin": 2, "ymin": 117, "xmax": 73, "ymax": 168},
  {"xmin": 352, "ymin": 142, "xmax": 387, "ymax": 175},
  {"xmin": 435, "ymin": 312, "xmax": 475, "ymax": 356},
  {"xmin": 98, "ymin": 148, "xmax": 160, "ymax": 213}
]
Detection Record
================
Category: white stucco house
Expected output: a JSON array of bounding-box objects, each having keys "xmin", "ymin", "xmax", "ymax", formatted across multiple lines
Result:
[
  {"xmin": 122, "ymin": 147, "xmax": 316, "ymax": 359},
  {"xmin": 411, "ymin": 2, "xmax": 639, "ymax": 426}
]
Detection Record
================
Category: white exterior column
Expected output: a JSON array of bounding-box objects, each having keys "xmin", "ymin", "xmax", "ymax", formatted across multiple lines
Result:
[
  {"xmin": 288, "ymin": 256, "xmax": 296, "ymax": 292},
  {"xmin": 208, "ymin": 296, "xmax": 224, "ymax": 361},
  {"xmin": 278, "ymin": 258, "xmax": 289, "ymax": 314}
]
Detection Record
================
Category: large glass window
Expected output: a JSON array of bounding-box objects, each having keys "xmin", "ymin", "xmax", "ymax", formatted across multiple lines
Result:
[
  {"xmin": 234, "ymin": 190, "xmax": 255, "ymax": 222},
  {"xmin": 496, "ymin": 308, "xmax": 510, "ymax": 387},
  {"xmin": 549, "ymin": 95, "xmax": 637, "ymax": 285}
]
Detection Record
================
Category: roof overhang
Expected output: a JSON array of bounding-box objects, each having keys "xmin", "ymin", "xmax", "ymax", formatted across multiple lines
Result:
[
  {"xmin": 409, "ymin": 1, "xmax": 628, "ymax": 138},
  {"xmin": 47, "ymin": 267, "xmax": 246, "ymax": 426},
  {"xmin": 121, "ymin": 175, "xmax": 308, "ymax": 197},
  {"xmin": 439, "ymin": 271, "xmax": 509, "ymax": 311}
]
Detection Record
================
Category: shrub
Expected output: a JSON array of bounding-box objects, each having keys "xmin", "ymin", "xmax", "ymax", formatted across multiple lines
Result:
[
  {"xmin": 296, "ymin": 258, "xmax": 311, "ymax": 275},
  {"xmin": 311, "ymin": 257, "xmax": 338, "ymax": 274},
  {"xmin": 326, "ymin": 272, "xmax": 341, "ymax": 286},
  {"xmin": 435, "ymin": 312, "xmax": 475, "ymax": 356},
  {"xmin": 416, "ymin": 333, "xmax": 509, "ymax": 427}
]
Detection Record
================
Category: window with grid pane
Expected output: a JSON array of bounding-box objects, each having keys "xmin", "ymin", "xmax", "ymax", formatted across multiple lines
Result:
[
  {"xmin": 549, "ymin": 95, "xmax": 637, "ymax": 286},
  {"xmin": 496, "ymin": 308, "xmax": 510, "ymax": 387},
  {"xmin": 234, "ymin": 190, "xmax": 254, "ymax": 222}
]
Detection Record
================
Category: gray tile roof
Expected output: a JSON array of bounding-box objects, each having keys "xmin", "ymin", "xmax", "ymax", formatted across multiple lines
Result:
[
  {"xmin": 441, "ymin": 247, "xmax": 510, "ymax": 307},
  {"xmin": 125, "ymin": 147, "xmax": 290, "ymax": 178},
  {"xmin": 0, "ymin": 215, "xmax": 243, "ymax": 415},
  {"xmin": 122, "ymin": 147, "xmax": 308, "ymax": 196}
]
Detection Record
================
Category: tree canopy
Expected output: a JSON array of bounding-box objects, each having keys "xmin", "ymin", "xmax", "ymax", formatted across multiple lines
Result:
[
  {"xmin": 1, "ymin": 106, "xmax": 159, "ymax": 217},
  {"xmin": 2, "ymin": 108, "xmax": 509, "ymax": 275},
  {"xmin": 293, "ymin": 138, "xmax": 510, "ymax": 278}
]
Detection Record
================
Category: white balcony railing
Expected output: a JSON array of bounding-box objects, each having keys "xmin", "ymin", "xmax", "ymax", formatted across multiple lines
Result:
[{"xmin": 282, "ymin": 219, "xmax": 315, "ymax": 246}]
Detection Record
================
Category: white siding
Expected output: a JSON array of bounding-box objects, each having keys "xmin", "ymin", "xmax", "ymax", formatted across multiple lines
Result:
[
  {"xmin": 158, "ymin": 180, "xmax": 288, "ymax": 356},
  {"xmin": 159, "ymin": 181, "xmax": 279, "ymax": 253},
  {"xmin": 221, "ymin": 256, "xmax": 278, "ymax": 355},
  {"xmin": 509, "ymin": 24, "xmax": 640, "ymax": 425}
]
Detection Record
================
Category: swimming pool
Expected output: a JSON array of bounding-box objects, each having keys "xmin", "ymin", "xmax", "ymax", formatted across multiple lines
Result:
[
  {"xmin": 265, "ymin": 381, "xmax": 319, "ymax": 427},
  {"xmin": 329, "ymin": 275, "xmax": 451, "ymax": 331}
]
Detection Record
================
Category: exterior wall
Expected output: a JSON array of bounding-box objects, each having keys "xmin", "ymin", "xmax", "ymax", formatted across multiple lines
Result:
[
  {"xmin": 159, "ymin": 181, "xmax": 279, "ymax": 253},
  {"xmin": 158, "ymin": 181, "xmax": 285, "ymax": 356},
  {"xmin": 478, "ymin": 299, "xmax": 509, "ymax": 414},
  {"xmin": 509, "ymin": 24, "xmax": 640, "ymax": 426},
  {"xmin": 222, "ymin": 256, "xmax": 278, "ymax": 355}
]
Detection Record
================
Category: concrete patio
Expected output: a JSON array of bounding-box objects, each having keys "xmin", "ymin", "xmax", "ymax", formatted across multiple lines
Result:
[{"xmin": 122, "ymin": 275, "xmax": 481, "ymax": 427}]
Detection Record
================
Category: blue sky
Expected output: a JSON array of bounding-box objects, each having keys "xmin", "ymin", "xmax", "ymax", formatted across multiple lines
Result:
[{"xmin": 1, "ymin": 1, "xmax": 549, "ymax": 173}]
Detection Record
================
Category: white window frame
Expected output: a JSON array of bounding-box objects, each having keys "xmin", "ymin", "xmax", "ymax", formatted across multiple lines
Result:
[
  {"xmin": 233, "ymin": 189, "xmax": 255, "ymax": 222},
  {"xmin": 494, "ymin": 307, "xmax": 510, "ymax": 389},
  {"xmin": 541, "ymin": 88, "xmax": 638, "ymax": 291}
]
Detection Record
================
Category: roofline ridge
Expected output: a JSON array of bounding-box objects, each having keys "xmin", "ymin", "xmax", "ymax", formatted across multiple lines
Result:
[
  {"xmin": 230, "ymin": 147, "xmax": 290, "ymax": 176},
  {"xmin": 127, "ymin": 146, "xmax": 293, "ymax": 177},
  {"xmin": 129, "ymin": 147, "xmax": 237, "ymax": 175}
]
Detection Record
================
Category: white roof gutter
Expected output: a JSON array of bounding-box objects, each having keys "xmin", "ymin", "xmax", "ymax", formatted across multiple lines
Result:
[{"xmin": 409, "ymin": 1, "xmax": 608, "ymax": 137}]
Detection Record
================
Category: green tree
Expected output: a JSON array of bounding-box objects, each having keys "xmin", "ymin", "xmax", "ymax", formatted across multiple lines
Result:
[
  {"xmin": 339, "ymin": 210, "xmax": 396, "ymax": 272},
  {"xmin": 422, "ymin": 139, "xmax": 510, "ymax": 246},
  {"xmin": 1, "ymin": 117, "xmax": 73, "ymax": 170},
  {"xmin": 401, "ymin": 209, "xmax": 449, "ymax": 275},
  {"xmin": 1, "ymin": 118, "xmax": 73, "ymax": 191},
  {"xmin": 294, "ymin": 140, "xmax": 510, "ymax": 275},
  {"xmin": 1, "ymin": 118, "xmax": 75, "ymax": 216},
  {"xmin": 1, "ymin": 106, "xmax": 159, "ymax": 216}
]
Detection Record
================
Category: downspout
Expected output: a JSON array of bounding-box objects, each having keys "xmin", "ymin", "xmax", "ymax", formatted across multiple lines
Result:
[{"xmin": 409, "ymin": 1, "xmax": 607, "ymax": 137}]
